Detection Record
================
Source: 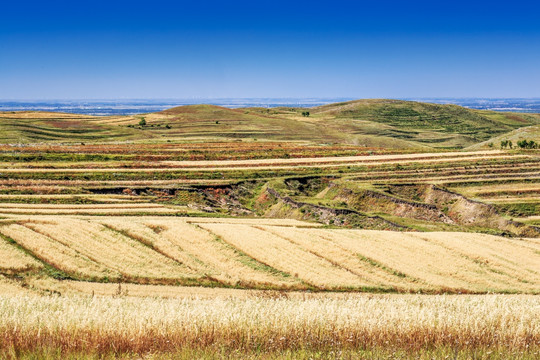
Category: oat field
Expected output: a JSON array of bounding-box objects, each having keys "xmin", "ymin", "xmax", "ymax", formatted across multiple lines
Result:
[{"xmin": 0, "ymin": 294, "xmax": 538, "ymax": 359}]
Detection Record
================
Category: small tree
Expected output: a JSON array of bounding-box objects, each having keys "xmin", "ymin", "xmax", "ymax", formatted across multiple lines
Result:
[
  {"xmin": 302, "ymin": 111, "xmax": 310, "ymax": 117},
  {"xmin": 139, "ymin": 118, "xmax": 147, "ymax": 126},
  {"xmin": 517, "ymin": 139, "xmax": 538, "ymax": 149}
]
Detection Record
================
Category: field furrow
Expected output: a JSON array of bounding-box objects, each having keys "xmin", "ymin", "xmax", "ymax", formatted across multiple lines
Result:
[
  {"xmin": 416, "ymin": 232, "xmax": 540, "ymax": 289},
  {"xmin": 320, "ymin": 229, "xmax": 538, "ymax": 292}
]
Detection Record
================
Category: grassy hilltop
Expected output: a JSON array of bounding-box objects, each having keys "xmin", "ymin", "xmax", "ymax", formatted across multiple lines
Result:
[{"xmin": 2, "ymin": 99, "xmax": 539, "ymax": 148}]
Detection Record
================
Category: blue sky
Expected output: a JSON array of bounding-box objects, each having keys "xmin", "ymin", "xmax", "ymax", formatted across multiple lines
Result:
[{"xmin": 1, "ymin": 0, "xmax": 539, "ymax": 99}]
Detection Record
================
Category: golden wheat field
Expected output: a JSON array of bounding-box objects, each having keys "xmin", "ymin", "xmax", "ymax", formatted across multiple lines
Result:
[{"xmin": 0, "ymin": 293, "xmax": 538, "ymax": 359}]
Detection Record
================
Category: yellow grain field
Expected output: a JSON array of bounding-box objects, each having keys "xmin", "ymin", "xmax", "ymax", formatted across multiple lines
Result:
[
  {"xmin": 0, "ymin": 203, "xmax": 186, "ymax": 215},
  {"xmin": 0, "ymin": 276, "xmax": 32, "ymax": 295},
  {"xmin": 199, "ymin": 223, "xmax": 368, "ymax": 288},
  {"xmin": 145, "ymin": 218, "xmax": 298, "ymax": 286},
  {"xmin": 0, "ymin": 294, "xmax": 538, "ymax": 358},
  {"xmin": 0, "ymin": 223, "xmax": 115, "ymax": 279},
  {"xmin": 0, "ymin": 203, "xmax": 166, "ymax": 209},
  {"xmin": 0, "ymin": 236, "xmax": 42, "ymax": 272},
  {"xmin": 23, "ymin": 218, "xmax": 194, "ymax": 280},
  {"xmin": 417, "ymin": 232, "xmax": 540, "ymax": 289},
  {"xmin": 27, "ymin": 278, "xmax": 262, "ymax": 299},
  {"xmin": 258, "ymin": 225, "xmax": 422, "ymax": 290},
  {"xmin": 2, "ymin": 215, "xmax": 539, "ymax": 292},
  {"xmin": 323, "ymin": 229, "xmax": 537, "ymax": 292}
]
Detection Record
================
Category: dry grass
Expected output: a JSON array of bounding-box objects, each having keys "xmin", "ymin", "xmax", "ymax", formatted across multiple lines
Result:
[{"xmin": 0, "ymin": 294, "xmax": 538, "ymax": 358}]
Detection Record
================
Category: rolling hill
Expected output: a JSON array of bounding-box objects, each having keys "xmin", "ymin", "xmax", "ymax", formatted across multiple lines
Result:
[{"xmin": 2, "ymin": 99, "xmax": 539, "ymax": 149}]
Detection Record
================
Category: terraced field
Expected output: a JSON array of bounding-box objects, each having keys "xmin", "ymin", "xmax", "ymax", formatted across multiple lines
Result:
[{"xmin": 1, "ymin": 144, "xmax": 538, "ymax": 231}]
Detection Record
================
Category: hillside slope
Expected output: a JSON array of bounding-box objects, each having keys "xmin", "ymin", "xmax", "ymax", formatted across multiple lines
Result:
[
  {"xmin": 2, "ymin": 100, "xmax": 539, "ymax": 149},
  {"xmin": 302, "ymin": 99, "xmax": 540, "ymax": 148},
  {"xmin": 468, "ymin": 124, "xmax": 540, "ymax": 150},
  {"xmin": 0, "ymin": 112, "xmax": 142, "ymax": 143}
]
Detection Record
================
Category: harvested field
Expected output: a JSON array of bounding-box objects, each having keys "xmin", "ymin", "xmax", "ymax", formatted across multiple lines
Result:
[
  {"xmin": 100, "ymin": 217, "xmax": 298, "ymax": 287},
  {"xmin": 0, "ymin": 276, "xmax": 32, "ymax": 295},
  {"xmin": 0, "ymin": 203, "xmax": 167, "ymax": 208},
  {"xmin": 22, "ymin": 219, "xmax": 196, "ymax": 281},
  {"xmin": 0, "ymin": 150, "xmax": 523, "ymax": 170},
  {"xmin": 0, "ymin": 223, "xmax": 116, "ymax": 279},
  {"xmin": 199, "ymin": 223, "xmax": 369, "ymax": 289},
  {"xmin": 3, "ymin": 216, "xmax": 535, "ymax": 292},
  {"xmin": 0, "ymin": 236, "xmax": 43, "ymax": 272}
]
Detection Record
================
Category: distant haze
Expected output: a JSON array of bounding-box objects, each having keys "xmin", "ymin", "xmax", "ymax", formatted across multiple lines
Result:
[{"xmin": 2, "ymin": 98, "xmax": 540, "ymax": 116}]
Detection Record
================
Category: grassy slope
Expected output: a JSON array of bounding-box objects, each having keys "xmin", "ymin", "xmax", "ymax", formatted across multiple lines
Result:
[
  {"xmin": 0, "ymin": 112, "xmax": 144, "ymax": 143},
  {"xmin": 468, "ymin": 124, "xmax": 540, "ymax": 150},
  {"xmin": 3, "ymin": 100, "xmax": 539, "ymax": 149},
  {"xmin": 304, "ymin": 99, "xmax": 540, "ymax": 148}
]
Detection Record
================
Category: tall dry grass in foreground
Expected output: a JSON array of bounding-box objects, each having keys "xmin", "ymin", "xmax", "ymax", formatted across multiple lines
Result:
[{"xmin": 0, "ymin": 294, "xmax": 539, "ymax": 358}]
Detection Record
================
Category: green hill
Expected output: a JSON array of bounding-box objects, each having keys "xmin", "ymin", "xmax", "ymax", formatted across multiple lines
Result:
[
  {"xmin": 303, "ymin": 99, "xmax": 540, "ymax": 148},
  {"xmin": 2, "ymin": 100, "xmax": 539, "ymax": 149}
]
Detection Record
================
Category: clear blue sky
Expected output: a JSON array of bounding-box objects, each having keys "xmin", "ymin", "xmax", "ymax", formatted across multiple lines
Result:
[{"xmin": 1, "ymin": 0, "xmax": 539, "ymax": 99}]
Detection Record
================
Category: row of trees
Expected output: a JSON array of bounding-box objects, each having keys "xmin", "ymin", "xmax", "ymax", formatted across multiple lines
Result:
[
  {"xmin": 516, "ymin": 139, "xmax": 538, "ymax": 149},
  {"xmin": 501, "ymin": 139, "xmax": 538, "ymax": 149}
]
